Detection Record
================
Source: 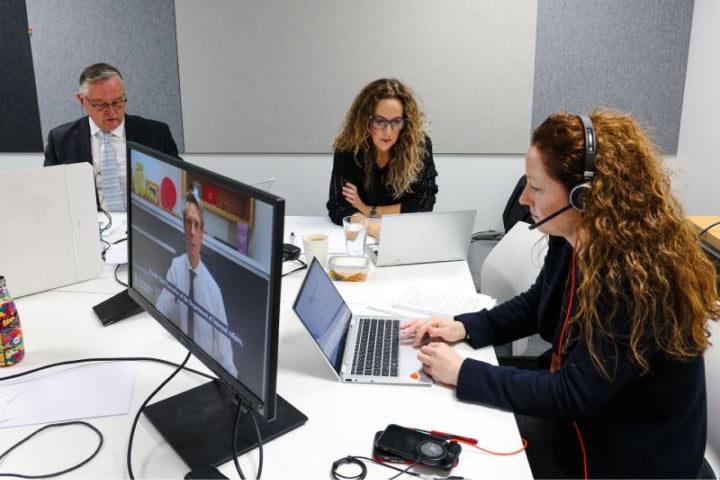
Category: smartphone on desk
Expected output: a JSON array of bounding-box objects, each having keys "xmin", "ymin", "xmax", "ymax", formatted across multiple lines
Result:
[
  {"xmin": 374, "ymin": 424, "xmax": 461, "ymax": 470},
  {"xmin": 375, "ymin": 424, "xmax": 434, "ymax": 461}
]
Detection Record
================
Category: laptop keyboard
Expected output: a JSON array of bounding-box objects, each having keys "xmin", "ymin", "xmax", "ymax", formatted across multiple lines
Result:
[{"xmin": 351, "ymin": 317, "xmax": 400, "ymax": 377}]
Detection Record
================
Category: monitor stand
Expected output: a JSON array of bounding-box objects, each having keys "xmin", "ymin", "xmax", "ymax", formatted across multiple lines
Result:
[
  {"xmin": 92, "ymin": 289, "xmax": 143, "ymax": 326},
  {"xmin": 143, "ymin": 380, "xmax": 308, "ymax": 470}
]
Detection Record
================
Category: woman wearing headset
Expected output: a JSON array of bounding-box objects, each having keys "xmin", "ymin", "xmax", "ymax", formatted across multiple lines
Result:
[
  {"xmin": 402, "ymin": 110, "xmax": 719, "ymax": 478},
  {"xmin": 326, "ymin": 78, "xmax": 438, "ymax": 236}
]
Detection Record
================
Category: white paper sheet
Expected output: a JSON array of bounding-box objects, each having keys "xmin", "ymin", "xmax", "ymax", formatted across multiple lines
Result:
[{"xmin": 0, "ymin": 363, "xmax": 136, "ymax": 428}]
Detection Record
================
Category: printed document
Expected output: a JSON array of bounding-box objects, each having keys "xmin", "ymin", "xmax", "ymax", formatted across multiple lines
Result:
[{"xmin": 370, "ymin": 286, "xmax": 496, "ymax": 319}]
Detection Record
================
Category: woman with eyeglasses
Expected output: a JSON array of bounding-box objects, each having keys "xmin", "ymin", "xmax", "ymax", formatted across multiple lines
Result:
[{"xmin": 326, "ymin": 78, "xmax": 438, "ymax": 236}]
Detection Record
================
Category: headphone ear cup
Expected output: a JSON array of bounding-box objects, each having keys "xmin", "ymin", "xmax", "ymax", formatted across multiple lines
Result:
[{"xmin": 569, "ymin": 183, "xmax": 591, "ymax": 212}]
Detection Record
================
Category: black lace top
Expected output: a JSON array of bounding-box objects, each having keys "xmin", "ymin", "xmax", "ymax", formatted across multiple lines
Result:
[{"xmin": 326, "ymin": 137, "xmax": 438, "ymax": 225}]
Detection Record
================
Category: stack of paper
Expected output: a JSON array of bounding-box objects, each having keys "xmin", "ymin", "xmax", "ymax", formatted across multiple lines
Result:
[{"xmin": 369, "ymin": 286, "xmax": 496, "ymax": 319}]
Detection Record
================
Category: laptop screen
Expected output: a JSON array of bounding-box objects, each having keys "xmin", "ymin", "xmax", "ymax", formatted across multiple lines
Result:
[
  {"xmin": 373, "ymin": 210, "xmax": 476, "ymax": 266},
  {"xmin": 293, "ymin": 258, "xmax": 352, "ymax": 370}
]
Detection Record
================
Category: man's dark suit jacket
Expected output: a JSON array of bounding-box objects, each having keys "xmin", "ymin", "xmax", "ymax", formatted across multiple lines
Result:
[{"xmin": 44, "ymin": 114, "xmax": 179, "ymax": 167}]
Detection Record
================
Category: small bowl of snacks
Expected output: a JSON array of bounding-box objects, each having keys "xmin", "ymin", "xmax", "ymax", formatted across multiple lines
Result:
[{"xmin": 328, "ymin": 255, "xmax": 370, "ymax": 282}]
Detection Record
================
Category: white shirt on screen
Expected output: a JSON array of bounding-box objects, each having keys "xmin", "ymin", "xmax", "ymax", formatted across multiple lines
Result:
[{"xmin": 155, "ymin": 254, "xmax": 238, "ymax": 376}]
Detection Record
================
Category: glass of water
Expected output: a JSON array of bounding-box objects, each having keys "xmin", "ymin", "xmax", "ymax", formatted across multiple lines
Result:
[{"xmin": 343, "ymin": 215, "xmax": 367, "ymax": 257}]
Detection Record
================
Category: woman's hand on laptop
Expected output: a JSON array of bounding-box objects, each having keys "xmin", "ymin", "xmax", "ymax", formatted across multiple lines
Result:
[
  {"xmin": 400, "ymin": 316, "xmax": 466, "ymax": 347},
  {"xmin": 417, "ymin": 342, "xmax": 463, "ymax": 386}
]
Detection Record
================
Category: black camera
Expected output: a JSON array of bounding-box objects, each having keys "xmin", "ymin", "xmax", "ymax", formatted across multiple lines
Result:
[
  {"xmin": 282, "ymin": 243, "xmax": 301, "ymax": 262},
  {"xmin": 373, "ymin": 424, "xmax": 461, "ymax": 471}
]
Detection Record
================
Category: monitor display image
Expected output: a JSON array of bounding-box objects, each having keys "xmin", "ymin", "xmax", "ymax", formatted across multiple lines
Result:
[{"xmin": 126, "ymin": 142, "xmax": 306, "ymax": 468}]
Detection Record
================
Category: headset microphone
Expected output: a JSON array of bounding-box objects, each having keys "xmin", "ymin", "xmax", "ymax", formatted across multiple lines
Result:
[
  {"xmin": 528, "ymin": 204, "xmax": 573, "ymax": 230},
  {"xmin": 528, "ymin": 115, "xmax": 596, "ymax": 231}
]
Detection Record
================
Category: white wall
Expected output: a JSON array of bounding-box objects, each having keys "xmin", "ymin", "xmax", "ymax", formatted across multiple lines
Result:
[
  {"xmin": 675, "ymin": 0, "xmax": 720, "ymax": 215},
  {"xmin": 0, "ymin": 155, "xmax": 43, "ymax": 171},
  {"xmin": 182, "ymin": 153, "xmax": 525, "ymax": 232},
  {"xmin": 0, "ymin": 152, "xmax": 524, "ymax": 233}
]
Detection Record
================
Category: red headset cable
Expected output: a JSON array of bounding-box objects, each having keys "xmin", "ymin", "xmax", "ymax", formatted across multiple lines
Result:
[
  {"xmin": 558, "ymin": 245, "xmax": 589, "ymax": 480},
  {"xmin": 450, "ymin": 437, "xmax": 528, "ymax": 456}
]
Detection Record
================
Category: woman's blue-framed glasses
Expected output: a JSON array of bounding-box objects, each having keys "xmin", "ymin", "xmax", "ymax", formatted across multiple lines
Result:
[{"xmin": 369, "ymin": 116, "xmax": 406, "ymax": 131}]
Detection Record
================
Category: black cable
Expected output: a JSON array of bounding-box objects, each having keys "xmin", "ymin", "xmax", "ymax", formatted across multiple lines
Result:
[
  {"xmin": 228, "ymin": 401, "xmax": 265, "ymax": 479},
  {"xmin": 100, "ymin": 238, "xmax": 112, "ymax": 260},
  {"xmin": 698, "ymin": 220, "xmax": 720, "ymax": 239},
  {"xmin": 0, "ymin": 356, "xmax": 236, "ymax": 478},
  {"xmin": 99, "ymin": 209, "xmax": 112, "ymax": 234},
  {"xmin": 114, "ymin": 263, "xmax": 128, "ymax": 287},
  {"xmin": 248, "ymin": 408, "xmax": 264, "ymax": 479},
  {"xmin": 351, "ymin": 456, "xmax": 416, "ymax": 476},
  {"xmin": 232, "ymin": 402, "xmax": 248, "ymax": 480},
  {"xmin": 387, "ymin": 460, "xmax": 420, "ymax": 480},
  {"xmin": 331, "ymin": 455, "xmax": 423, "ymax": 480},
  {"xmin": 99, "ymin": 209, "xmax": 113, "ymax": 260},
  {"xmin": 0, "ymin": 356, "xmax": 218, "ymax": 384},
  {"xmin": 282, "ymin": 259, "xmax": 307, "ymax": 277},
  {"xmin": 127, "ymin": 351, "xmax": 192, "ymax": 479},
  {"xmin": 331, "ymin": 456, "xmax": 367, "ymax": 480},
  {"xmin": 1, "ymin": 354, "xmax": 223, "ymax": 477},
  {"xmin": 0, "ymin": 421, "xmax": 103, "ymax": 479}
]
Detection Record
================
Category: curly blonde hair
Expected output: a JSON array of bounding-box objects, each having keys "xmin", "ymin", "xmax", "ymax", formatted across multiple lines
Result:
[
  {"xmin": 532, "ymin": 109, "xmax": 720, "ymax": 377},
  {"xmin": 333, "ymin": 78, "xmax": 427, "ymax": 198}
]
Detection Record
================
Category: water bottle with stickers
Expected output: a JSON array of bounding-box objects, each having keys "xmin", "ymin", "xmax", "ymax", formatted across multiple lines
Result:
[{"xmin": 0, "ymin": 276, "xmax": 25, "ymax": 366}]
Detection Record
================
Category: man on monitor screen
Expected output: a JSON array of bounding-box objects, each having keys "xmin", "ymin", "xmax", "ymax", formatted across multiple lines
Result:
[{"xmin": 155, "ymin": 191, "xmax": 237, "ymax": 376}]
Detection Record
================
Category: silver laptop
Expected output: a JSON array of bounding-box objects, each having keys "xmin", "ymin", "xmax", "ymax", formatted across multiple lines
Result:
[
  {"xmin": 0, "ymin": 163, "xmax": 103, "ymax": 297},
  {"xmin": 250, "ymin": 178, "xmax": 275, "ymax": 192},
  {"xmin": 292, "ymin": 258, "xmax": 431, "ymax": 386},
  {"xmin": 367, "ymin": 210, "xmax": 477, "ymax": 267}
]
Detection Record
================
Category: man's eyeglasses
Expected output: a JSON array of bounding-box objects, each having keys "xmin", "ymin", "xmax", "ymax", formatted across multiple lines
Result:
[
  {"xmin": 83, "ymin": 96, "xmax": 127, "ymax": 111},
  {"xmin": 369, "ymin": 116, "xmax": 406, "ymax": 131}
]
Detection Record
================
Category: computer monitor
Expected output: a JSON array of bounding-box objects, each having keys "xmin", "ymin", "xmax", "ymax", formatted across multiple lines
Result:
[{"xmin": 126, "ymin": 142, "xmax": 306, "ymax": 469}]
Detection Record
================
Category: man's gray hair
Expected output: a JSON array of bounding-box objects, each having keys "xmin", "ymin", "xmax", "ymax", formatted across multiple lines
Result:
[{"xmin": 78, "ymin": 63, "xmax": 123, "ymax": 96}]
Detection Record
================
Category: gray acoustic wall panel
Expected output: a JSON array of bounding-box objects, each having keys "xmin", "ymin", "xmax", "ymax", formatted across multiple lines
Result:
[
  {"xmin": 533, "ymin": 0, "xmax": 693, "ymax": 154},
  {"xmin": 175, "ymin": 0, "xmax": 537, "ymax": 154},
  {"xmin": 26, "ymin": 0, "xmax": 184, "ymax": 152}
]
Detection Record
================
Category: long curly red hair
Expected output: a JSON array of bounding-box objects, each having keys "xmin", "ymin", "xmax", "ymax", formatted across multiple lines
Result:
[{"xmin": 533, "ymin": 109, "xmax": 720, "ymax": 377}]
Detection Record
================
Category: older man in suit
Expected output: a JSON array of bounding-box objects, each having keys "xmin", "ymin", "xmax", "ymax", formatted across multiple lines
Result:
[{"xmin": 44, "ymin": 63, "xmax": 179, "ymax": 212}]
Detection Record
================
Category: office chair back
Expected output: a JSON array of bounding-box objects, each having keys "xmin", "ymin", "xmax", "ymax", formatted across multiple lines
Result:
[
  {"xmin": 480, "ymin": 221, "xmax": 549, "ymax": 355},
  {"xmin": 480, "ymin": 221, "xmax": 545, "ymax": 303}
]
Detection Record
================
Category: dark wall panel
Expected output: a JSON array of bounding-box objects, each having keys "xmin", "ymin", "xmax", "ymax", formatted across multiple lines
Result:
[{"xmin": 0, "ymin": 0, "xmax": 43, "ymax": 152}]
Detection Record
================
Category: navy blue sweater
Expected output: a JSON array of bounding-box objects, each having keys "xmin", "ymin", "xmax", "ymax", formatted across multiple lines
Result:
[{"xmin": 455, "ymin": 236, "xmax": 706, "ymax": 478}]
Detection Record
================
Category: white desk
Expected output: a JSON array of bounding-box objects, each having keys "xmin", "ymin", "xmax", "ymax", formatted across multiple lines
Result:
[{"xmin": 3, "ymin": 217, "xmax": 532, "ymax": 479}]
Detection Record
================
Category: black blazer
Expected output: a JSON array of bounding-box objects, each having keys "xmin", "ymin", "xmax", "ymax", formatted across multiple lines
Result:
[{"xmin": 44, "ymin": 114, "xmax": 179, "ymax": 167}]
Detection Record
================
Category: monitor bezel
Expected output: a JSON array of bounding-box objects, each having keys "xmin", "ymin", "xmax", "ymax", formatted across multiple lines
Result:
[{"xmin": 126, "ymin": 141, "xmax": 284, "ymax": 420}]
